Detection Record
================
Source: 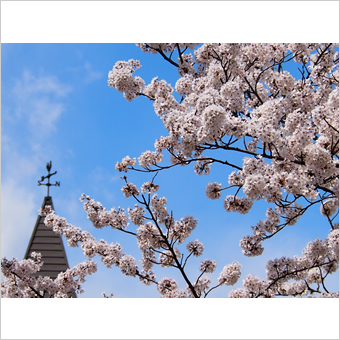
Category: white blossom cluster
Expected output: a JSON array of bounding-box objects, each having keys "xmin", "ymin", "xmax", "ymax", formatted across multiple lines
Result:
[
  {"xmin": 205, "ymin": 182, "xmax": 222, "ymax": 200},
  {"xmin": 108, "ymin": 59, "xmax": 145, "ymax": 101},
  {"xmin": 188, "ymin": 276, "xmax": 212, "ymax": 297},
  {"xmin": 51, "ymin": 183, "xmax": 245, "ymax": 297},
  {"xmin": 157, "ymin": 277, "xmax": 178, "ymax": 295},
  {"xmin": 169, "ymin": 215, "xmax": 198, "ymax": 244},
  {"xmin": 1, "ymin": 252, "xmax": 97, "ymax": 298},
  {"xmin": 136, "ymin": 222, "xmax": 163, "ymax": 251},
  {"xmin": 159, "ymin": 248, "xmax": 181, "ymax": 267},
  {"xmin": 150, "ymin": 194, "xmax": 169, "ymax": 225},
  {"xmin": 79, "ymin": 194, "xmax": 129, "ymax": 230},
  {"xmin": 38, "ymin": 206, "xmax": 133, "ymax": 274},
  {"xmin": 223, "ymin": 195, "xmax": 253, "ymax": 215},
  {"xmin": 115, "ymin": 156, "xmax": 136, "ymax": 172},
  {"xmin": 121, "ymin": 182, "xmax": 140, "ymax": 198},
  {"xmin": 141, "ymin": 181, "xmax": 159, "ymax": 194},
  {"xmin": 217, "ymin": 261, "xmax": 242, "ymax": 286},
  {"xmin": 186, "ymin": 239, "xmax": 204, "ymax": 257},
  {"xmin": 138, "ymin": 150, "xmax": 163, "ymax": 169},
  {"xmin": 110, "ymin": 43, "xmax": 338, "ymax": 264},
  {"xmin": 29, "ymin": 187, "xmax": 227, "ymax": 297},
  {"xmin": 229, "ymin": 228, "xmax": 339, "ymax": 298},
  {"xmin": 128, "ymin": 204, "xmax": 146, "ymax": 226},
  {"xmin": 199, "ymin": 259, "xmax": 217, "ymax": 273}
]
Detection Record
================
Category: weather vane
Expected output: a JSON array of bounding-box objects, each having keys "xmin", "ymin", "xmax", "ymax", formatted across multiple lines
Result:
[{"xmin": 38, "ymin": 161, "xmax": 60, "ymax": 196}]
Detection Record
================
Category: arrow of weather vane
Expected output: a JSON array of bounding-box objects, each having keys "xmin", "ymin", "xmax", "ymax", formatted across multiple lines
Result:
[{"xmin": 37, "ymin": 161, "xmax": 60, "ymax": 196}]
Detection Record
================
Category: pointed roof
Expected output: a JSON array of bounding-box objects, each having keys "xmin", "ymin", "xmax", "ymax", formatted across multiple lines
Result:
[
  {"xmin": 24, "ymin": 195, "xmax": 70, "ymax": 278},
  {"xmin": 24, "ymin": 195, "xmax": 77, "ymax": 298},
  {"xmin": 24, "ymin": 161, "xmax": 77, "ymax": 297}
]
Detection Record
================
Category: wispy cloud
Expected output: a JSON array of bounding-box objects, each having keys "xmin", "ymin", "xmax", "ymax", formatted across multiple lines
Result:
[
  {"xmin": 1, "ymin": 70, "xmax": 72, "ymax": 261},
  {"xmin": 1, "ymin": 179, "xmax": 38, "ymax": 260},
  {"xmin": 10, "ymin": 70, "xmax": 72, "ymax": 133},
  {"xmin": 84, "ymin": 61, "xmax": 103, "ymax": 84},
  {"xmin": 13, "ymin": 70, "xmax": 71, "ymax": 98},
  {"xmin": 66, "ymin": 60, "xmax": 103, "ymax": 84}
]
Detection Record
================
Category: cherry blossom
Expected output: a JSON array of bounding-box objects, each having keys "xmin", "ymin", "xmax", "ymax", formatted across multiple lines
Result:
[
  {"xmin": 111, "ymin": 45, "xmax": 338, "ymax": 262},
  {"xmin": 12, "ymin": 184, "xmax": 242, "ymax": 298},
  {"xmin": 199, "ymin": 259, "xmax": 217, "ymax": 273},
  {"xmin": 186, "ymin": 239, "xmax": 204, "ymax": 257},
  {"xmin": 157, "ymin": 277, "xmax": 178, "ymax": 295},
  {"xmin": 2, "ymin": 43, "xmax": 338, "ymax": 298},
  {"xmin": 205, "ymin": 182, "xmax": 222, "ymax": 200},
  {"xmin": 217, "ymin": 261, "xmax": 242, "ymax": 286},
  {"xmin": 230, "ymin": 228, "xmax": 339, "ymax": 298},
  {"xmin": 1, "ymin": 253, "xmax": 97, "ymax": 298}
]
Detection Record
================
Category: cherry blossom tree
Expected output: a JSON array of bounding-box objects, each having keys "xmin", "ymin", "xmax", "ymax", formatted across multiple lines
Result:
[{"xmin": 2, "ymin": 43, "xmax": 339, "ymax": 298}]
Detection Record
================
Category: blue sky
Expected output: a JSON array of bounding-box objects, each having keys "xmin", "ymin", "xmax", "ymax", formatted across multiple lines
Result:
[
  {"xmin": 1, "ymin": 2, "xmax": 339, "ymax": 339},
  {"xmin": 2, "ymin": 42, "xmax": 339, "ymax": 298}
]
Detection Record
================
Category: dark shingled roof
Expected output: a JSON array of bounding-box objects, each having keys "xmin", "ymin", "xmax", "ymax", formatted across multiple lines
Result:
[{"xmin": 24, "ymin": 196, "xmax": 77, "ymax": 298}]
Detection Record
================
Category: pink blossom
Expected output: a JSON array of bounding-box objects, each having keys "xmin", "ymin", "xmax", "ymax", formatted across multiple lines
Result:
[{"xmin": 218, "ymin": 261, "xmax": 242, "ymax": 286}]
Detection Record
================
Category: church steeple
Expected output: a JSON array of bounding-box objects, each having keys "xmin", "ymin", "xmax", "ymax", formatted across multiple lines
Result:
[{"xmin": 24, "ymin": 161, "xmax": 76, "ymax": 297}]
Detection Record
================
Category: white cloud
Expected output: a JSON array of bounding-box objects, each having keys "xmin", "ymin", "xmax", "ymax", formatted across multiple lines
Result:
[
  {"xmin": 1, "ymin": 132, "xmax": 44, "ymax": 179},
  {"xmin": 1, "ymin": 179, "xmax": 38, "ymax": 260},
  {"xmin": 66, "ymin": 60, "xmax": 103, "ymax": 84},
  {"xmin": 13, "ymin": 70, "xmax": 71, "ymax": 98},
  {"xmin": 28, "ymin": 97, "xmax": 65, "ymax": 131},
  {"xmin": 1, "ymin": 70, "xmax": 72, "ymax": 260},
  {"xmin": 84, "ymin": 61, "xmax": 102, "ymax": 84},
  {"xmin": 10, "ymin": 70, "xmax": 72, "ymax": 133}
]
